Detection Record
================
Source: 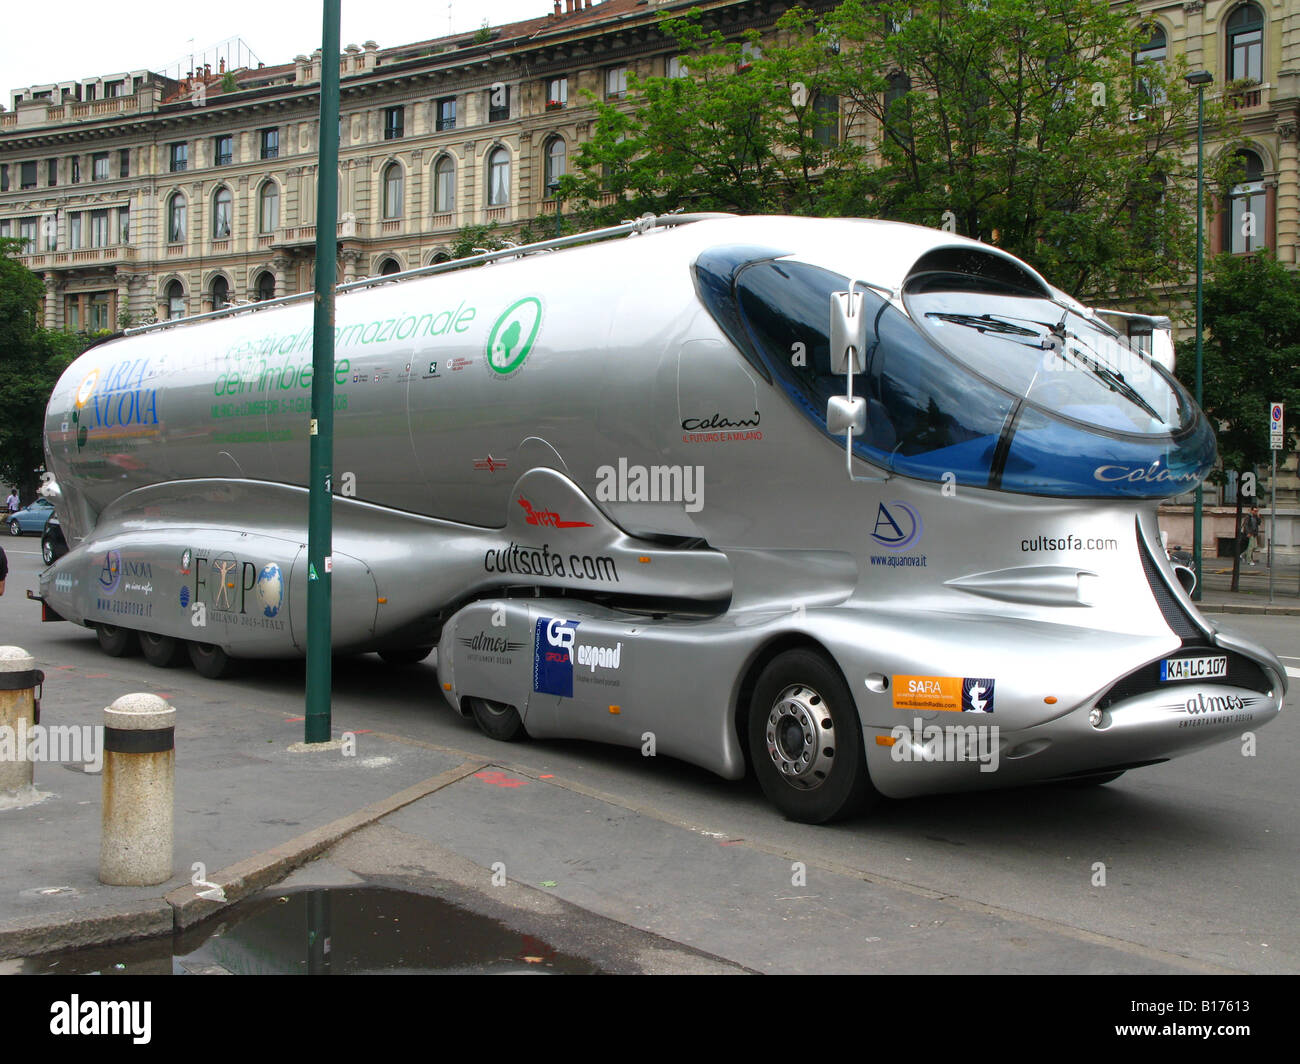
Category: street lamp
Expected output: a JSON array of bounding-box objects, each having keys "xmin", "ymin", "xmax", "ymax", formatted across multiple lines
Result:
[{"xmin": 1186, "ymin": 69, "xmax": 1212, "ymax": 600}]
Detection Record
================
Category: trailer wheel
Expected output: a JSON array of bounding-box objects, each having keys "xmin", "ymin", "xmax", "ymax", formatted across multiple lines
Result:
[
  {"xmin": 95, "ymin": 623, "xmax": 139, "ymax": 657},
  {"xmin": 748, "ymin": 649, "xmax": 874, "ymax": 824},
  {"xmin": 466, "ymin": 697, "xmax": 526, "ymax": 742},
  {"xmin": 378, "ymin": 646, "xmax": 434, "ymax": 666},
  {"xmin": 189, "ymin": 641, "xmax": 236, "ymax": 679},
  {"xmin": 140, "ymin": 632, "xmax": 185, "ymax": 668}
]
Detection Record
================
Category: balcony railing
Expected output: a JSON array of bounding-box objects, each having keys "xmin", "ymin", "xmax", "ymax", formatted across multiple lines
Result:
[
  {"xmin": 431, "ymin": 212, "xmax": 454, "ymax": 230},
  {"xmin": 1226, "ymin": 83, "xmax": 1268, "ymax": 110},
  {"xmin": 272, "ymin": 220, "xmax": 367, "ymax": 246},
  {"xmin": 484, "ymin": 206, "xmax": 510, "ymax": 223},
  {"xmin": 18, "ymin": 244, "xmax": 138, "ymax": 269}
]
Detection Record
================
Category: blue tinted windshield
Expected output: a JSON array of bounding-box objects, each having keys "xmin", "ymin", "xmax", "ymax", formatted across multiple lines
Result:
[{"xmin": 700, "ymin": 251, "xmax": 1214, "ymax": 499}]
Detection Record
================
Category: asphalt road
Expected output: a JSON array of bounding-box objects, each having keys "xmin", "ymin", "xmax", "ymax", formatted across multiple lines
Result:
[{"xmin": 1, "ymin": 537, "xmax": 1296, "ymax": 974}]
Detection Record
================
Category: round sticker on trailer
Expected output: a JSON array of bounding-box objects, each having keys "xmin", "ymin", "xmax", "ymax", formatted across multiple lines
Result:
[{"xmin": 485, "ymin": 297, "xmax": 543, "ymax": 378}]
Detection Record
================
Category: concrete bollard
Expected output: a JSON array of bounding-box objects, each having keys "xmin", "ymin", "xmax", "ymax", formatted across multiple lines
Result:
[
  {"xmin": 100, "ymin": 693, "xmax": 175, "ymax": 886},
  {"xmin": 0, "ymin": 647, "xmax": 42, "ymax": 795}
]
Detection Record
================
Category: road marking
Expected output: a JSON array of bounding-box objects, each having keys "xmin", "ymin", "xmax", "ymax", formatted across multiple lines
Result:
[{"xmin": 1286, "ymin": 667, "xmax": 1300, "ymax": 679}]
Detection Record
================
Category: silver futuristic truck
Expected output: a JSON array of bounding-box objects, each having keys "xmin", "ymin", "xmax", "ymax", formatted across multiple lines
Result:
[{"xmin": 34, "ymin": 215, "xmax": 1284, "ymax": 822}]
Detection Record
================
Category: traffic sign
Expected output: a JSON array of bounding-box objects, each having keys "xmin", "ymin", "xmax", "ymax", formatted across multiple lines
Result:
[{"xmin": 1270, "ymin": 401, "xmax": 1284, "ymax": 450}]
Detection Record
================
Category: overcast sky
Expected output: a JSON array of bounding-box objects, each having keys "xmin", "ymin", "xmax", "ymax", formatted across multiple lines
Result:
[{"xmin": 1, "ymin": 0, "xmax": 552, "ymax": 97}]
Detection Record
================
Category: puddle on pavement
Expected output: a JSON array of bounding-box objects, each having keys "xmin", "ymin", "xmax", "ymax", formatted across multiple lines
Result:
[{"xmin": 7, "ymin": 887, "xmax": 602, "ymax": 975}]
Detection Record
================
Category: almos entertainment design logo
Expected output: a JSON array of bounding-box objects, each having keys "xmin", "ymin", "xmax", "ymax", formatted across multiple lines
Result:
[{"xmin": 485, "ymin": 296, "xmax": 543, "ymax": 378}]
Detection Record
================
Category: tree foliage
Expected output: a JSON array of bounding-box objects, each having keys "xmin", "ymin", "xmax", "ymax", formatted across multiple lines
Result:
[
  {"xmin": 563, "ymin": 0, "xmax": 1238, "ymax": 303},
  {"xmin": 1177, "ymin": 250, "xmax": 1300, "ymax": 479},
  {"xmin": 0, "ymin": 238, "xmax": 88, "ymax": 500}
]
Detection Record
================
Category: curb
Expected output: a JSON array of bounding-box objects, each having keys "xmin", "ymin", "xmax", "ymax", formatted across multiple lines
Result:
[
  {"xmin": 1197, "ymin": 604, "xmax": 1300, "ymax": 615},
  {"xmin": 0, "ymin": 757, "xmax": 488, "ymax": 959}
]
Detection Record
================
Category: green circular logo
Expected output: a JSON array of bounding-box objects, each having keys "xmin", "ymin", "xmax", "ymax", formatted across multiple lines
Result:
[{"xmin": 485, "ymin": 297, "xmax": 543, "ymax": 376}]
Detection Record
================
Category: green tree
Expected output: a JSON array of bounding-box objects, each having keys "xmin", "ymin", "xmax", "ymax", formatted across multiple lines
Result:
[
  {"xmin": 565, "ymin": 0, "xmax": 1236, "ymax": 304},
  {"xmin": 0, "ymin": 238, "xmax": 88, "ymax": 501},
  {"xmin": 1176, "ymin": 251, "xmax": 1300, "ymax": 587},
  {"xmin": 562, "ymin": 8, "xmax": 858, "ymax": 221}
]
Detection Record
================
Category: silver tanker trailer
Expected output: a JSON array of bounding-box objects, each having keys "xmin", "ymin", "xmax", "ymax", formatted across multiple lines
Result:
[{"xmin": 33, "ymin": 214, "xmax": 1284, "ymax": 822}]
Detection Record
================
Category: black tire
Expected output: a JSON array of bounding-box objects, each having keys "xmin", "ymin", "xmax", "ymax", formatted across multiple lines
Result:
[
  {"xmin": 188, "ymin": 641, "xmax": 237, "ymax": 679},
  {"xmin": 378, "ymin": 646, "xmax": 434, "ymax": 666},
  {"xmin": 466, "ymin": 697, "xmax": 527, "ymax": 742},
  {"xmin": 41, "ymin": 536, "xmax": 55, "ymax": 565},
  {"xmin": 96, "ymin": 623, "xmax": 139, "ymax": 657},
  {"xmin": 748, "ymin": 649, "xmax": 875, "ymax": 824},
  {"xmin": 7, "ymin": 520, "xmax": 19, "ymax": 536},
  {"xmin": 140, "ymin": 631, "xmax": 185, "ymax": 668}
]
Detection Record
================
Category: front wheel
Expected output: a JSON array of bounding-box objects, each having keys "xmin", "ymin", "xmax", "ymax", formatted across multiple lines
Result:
[
  {"xmin": 189, "ymin": 641, "xmax": 237, "ymax": 679},
  {"xmin": 466, "ymin": 697, "xmax": 527, "ymax": 742},
  {"xmin": 7, "ymin": 520, "xmax": 19, "ymax": 536},
  {"xmin": 748, "ymin": 649, "xmax": 875, "ymax": 824},
  {"xmin": 378, "ymin": 646, "xmax": 434, "ymax": 666}
]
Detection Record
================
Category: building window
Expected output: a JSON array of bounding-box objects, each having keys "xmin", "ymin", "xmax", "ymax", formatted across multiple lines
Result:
[
  {"xmin": 379, "ymin": 258, "xmax": 401, "ymax": 276},
  {"xmin": 165, "ymin": 280, "xmax": 185, "ymax": 320},
  {"xmin": 214, "ymin": 134, "xmax": 233, "ymax": 166},
  {"xmin": 89, "ymin": 209, "xmax": 109, "ymax": 248},
  {"xmin": 70, "ymin": 156, "xmax": 80, "ymax": 183},
  {"xmin": 119, "ymin": 148, "xmax": 130, "ymax": 178},
  {"xmin": 256, "ymin": 271, "xmax": 275, "ymax": 301},
  {"xmin": 169, "ymin": 143, "xmax": 188, "ymax": 173},
  {"xmin": 258, "ymin": 181, "xmax": 279, "ymax": 233},
  {"xmin": 382, "ymin": 162, "xmax": 404, "ymax": 218},
  {"xmin": 0, "ymin": 165, "xmax": 7, "ymax": 191},
  {"xmin": 487, "ymin": 147, "xmax": 509, "ymax": 206},
  {"xmin": 42, "ymin": 213, "xmax": 57, "ymax": 251},
  {"xmin": 118, "ymin": 206, "xmax": 129, "ymax": 244},
  {"xmin": 47, "ymin": 159, "xmax": 58, "ymax": 187},
  {"xmin": 89, "ymin": 293, "xmax": 111, "ymax": 331},
  {"xmin": 436, "ymin": 96, "xmax": 456, "ymax": 131},
  {"xmin": 0, "ymin": 220, "xmax": 9, "ymax": 239},
  {"xmin": 738, "ymin": 42, "xmax": 762, "ymax": 71},
  {"xmin": 1226, "ymin": 149, "xmax": 1267, "ymax": 254},
  {"xmin": 666, "ymin": 56, "xmax": 688, "ymax": 79},
  {"xmin": 433, "ymin": 155, "xmax": 455, "ymax": 213},
  {"xmin": 211, "ymin": 276, "xmax": 229, "ymax": 310},
  {"xmin": 1227, "ymin": 4, "xmax": 1264, "ymax": 84},
  {"xmin": 92, "ymin": 152, "xmax": 109, "ymax": 181},
  {"xmin": 260, "ymin": 128, "xmax": 279, "ymax": 160},
  {"xmin": 384, "ymin": 106, "xmax": 404, "ymax": 140},
  {"xmin": 544, "ymin": 137, "xmax": 566, "ymax": 194},
  {"xmin": 67, "ymin": 212, "xmax": 82, "ymax": 250},
  {"xmin": 812, "ymin": 92, "xmax": 839, "ymax": 147},
  {"xmin": 488, "ymin": 85, "xmax": 510, "ymax": 123},
  {"xmin": 1134, "ymin": 25, "xmax": 1168, "ymax": 107},
  {"xmin": 213, "ymin": 187, "xmax": 233, "ymax": 238},
  {"xmin": 167, "ymin": 192, "xmax": 186, "ymax": 243},
  {"xmin": 546, "ymin": 77, "xmax": 567, "ymax": 110},
  {"xmin": 605, "ymin": 66, "xmax": 627, "ymax": 99},
  {"xmin": 20, "ymin": 162, "xmax": 37, "ymax": 189},
  {"xmin": 18, "ymin": 217, "xmax": 37, "ymax": 250}
]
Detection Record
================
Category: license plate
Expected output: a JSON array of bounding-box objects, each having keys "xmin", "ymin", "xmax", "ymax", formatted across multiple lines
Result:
[{"xmin": 1160, "ymin": 655, "xmax": 1228, "ymax": 682}]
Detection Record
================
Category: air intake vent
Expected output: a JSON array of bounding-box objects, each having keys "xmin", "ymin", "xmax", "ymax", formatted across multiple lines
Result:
[{"xmin": 1136, "ymin": 524, "xmax": 1201, "ymax": 642}]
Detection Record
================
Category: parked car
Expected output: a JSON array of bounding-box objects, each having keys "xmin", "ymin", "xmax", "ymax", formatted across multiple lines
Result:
[
  {"xmin": 41, "ymin": 512, "xmax": 67, "ymax": 564},
  {"xmin": 7, "ymin": 498, "xmax": 54, "ymax": 535}
]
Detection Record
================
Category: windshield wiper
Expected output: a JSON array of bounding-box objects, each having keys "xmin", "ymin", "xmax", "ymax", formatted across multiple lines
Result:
[
  {"xmin": 1059, "ymin": 339, "xmax": 1163, "ymax": 422},
  {"xmin": 926, "ymin": 312, "xmax": 1043, "ymax": 340}
]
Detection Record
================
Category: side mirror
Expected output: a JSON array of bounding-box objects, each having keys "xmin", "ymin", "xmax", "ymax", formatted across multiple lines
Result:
[
  {"xmin": 829, "ymin": 290, "xmax": 867, "ymax": 374},
  {"xmin": 827, "ymin": 395, "xmax": 866, "ymax": 437}
]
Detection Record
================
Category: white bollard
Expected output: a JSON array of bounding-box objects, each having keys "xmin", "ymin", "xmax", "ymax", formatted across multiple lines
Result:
[
  {"xmin": 100, "ymin": 693, "xmax": 175, "ymax": 886},
  {"xmin": 0, "ymin": 647, "xmax": 41, "ymax": 795}
]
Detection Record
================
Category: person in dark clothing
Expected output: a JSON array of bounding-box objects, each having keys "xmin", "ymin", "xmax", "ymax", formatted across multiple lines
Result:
[
  {"xmin": 0, "ymin": 543, "xmax": 7, "ymax": 595},
  {"xmin": 1241, "ymin": 506, "xmax": 1261, "ymax": 566}
]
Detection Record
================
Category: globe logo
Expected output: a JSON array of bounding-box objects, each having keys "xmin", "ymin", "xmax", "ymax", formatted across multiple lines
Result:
[
  {"xmin": 257, "ymin": 563, "xmax": 283, "ymax": 618},
  {"xmin": 485, "ymin": 296, "xmax": 543, "ymax": 377}
]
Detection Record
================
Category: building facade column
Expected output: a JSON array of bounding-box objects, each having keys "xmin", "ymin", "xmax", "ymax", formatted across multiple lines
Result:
[
  {"xmin": 1274, "ymin": 114, "xmax": 1298, "ymax": 264},
  {"xmin": 340, "ymin": 247, "xmax": 362, "ymax": 284}
]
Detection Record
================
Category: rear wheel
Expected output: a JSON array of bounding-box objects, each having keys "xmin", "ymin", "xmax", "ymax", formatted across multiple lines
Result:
[
  {"xmin": 466, "ymin": 697, "xmax": 526, "ymax": 742},
  {"xmin": 188, "ymin": 641, "xmax": 237, "ymax": 679},
  {"xmin": 140, "ymin": 632, "xmax": 185, "ymax": 668},
  {"xmin": 96, "ymin": 623, "xmax": 139, "ymax": 657},
  {"xmin": 748, "ymin": 649, "xmax": 875, "ymax": 823},
  {"xmin": 378, "ymin": 646, "xmax": 434, "ymax": 666}
]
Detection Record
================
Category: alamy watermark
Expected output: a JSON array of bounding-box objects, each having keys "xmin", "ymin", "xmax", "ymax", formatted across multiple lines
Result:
[
  {"xmin": 0, "ymin": 721, "xmax": 103, "ymax": 772},
  {"xmin": 889, "ymin": 717, "xmax": 1000, "ymax": 773}
]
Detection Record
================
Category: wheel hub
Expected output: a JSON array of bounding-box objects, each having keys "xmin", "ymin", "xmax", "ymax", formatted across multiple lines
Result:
[{"xmin": 764, "ymin": 683, "xmax": 835, "ymax": 790}]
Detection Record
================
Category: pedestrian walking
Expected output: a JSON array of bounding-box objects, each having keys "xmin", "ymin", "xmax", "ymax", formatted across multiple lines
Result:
[
  {"xmin": 1241, "ymin": 506, "xmax": 1261, "ymax": 566},
  {"xmin": 4, "ymin": 488, "xmax": 18, "ymax": 515}
]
